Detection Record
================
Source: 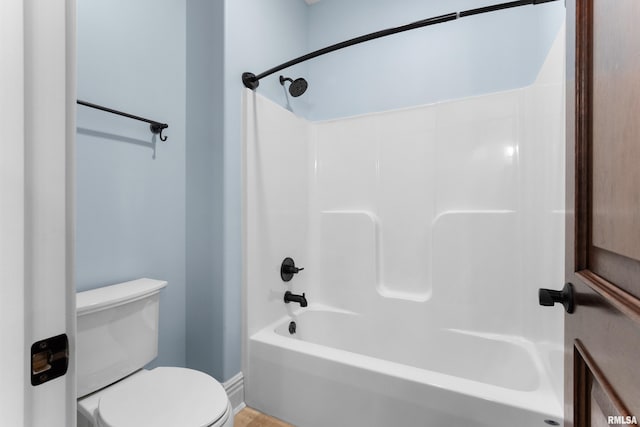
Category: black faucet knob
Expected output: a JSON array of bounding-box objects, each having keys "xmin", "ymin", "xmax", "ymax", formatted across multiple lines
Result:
[
  {"xmin": 283, "ymin": 265, "xmax": 303, "ymax": 274},
  {"xmin": 281, "ymin": 257, "xmax": 304, "ymax": 282}
]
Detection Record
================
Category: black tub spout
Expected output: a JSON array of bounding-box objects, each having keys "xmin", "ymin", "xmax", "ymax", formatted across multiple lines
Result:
[{"xmin": 284, "ymin": 291, "xmax": 308, "ymax": 307}]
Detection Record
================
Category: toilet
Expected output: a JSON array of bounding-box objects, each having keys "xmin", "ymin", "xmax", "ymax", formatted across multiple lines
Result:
[{"xmin": 76, "ymin": 278, "xmax": 234, "ymax": 427}]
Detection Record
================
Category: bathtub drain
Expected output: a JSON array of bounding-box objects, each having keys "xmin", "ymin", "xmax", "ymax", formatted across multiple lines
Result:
[{"xmin": 288, "ymin": 321, "xmax": 296, "ymax": 335}]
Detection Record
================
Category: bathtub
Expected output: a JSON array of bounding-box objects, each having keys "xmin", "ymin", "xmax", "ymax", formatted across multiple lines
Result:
[{"xmin": 246, "ymin": 306, "xmax": 563, "ymax": 427}]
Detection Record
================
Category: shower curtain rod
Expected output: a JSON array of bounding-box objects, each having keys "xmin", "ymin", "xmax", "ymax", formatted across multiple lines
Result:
[
  {"xmin": 242, "ymin": 0, "xmax": 559, "ymax": 90},
  {"xmin": 77, "ymin": 100, "xmax": 169, "ymax": 141}
]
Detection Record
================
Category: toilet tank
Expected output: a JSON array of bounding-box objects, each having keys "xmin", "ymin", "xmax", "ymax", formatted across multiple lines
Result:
[{"xmin": 76, "ymin": 278, "xmax": 167, "ymax": 398}]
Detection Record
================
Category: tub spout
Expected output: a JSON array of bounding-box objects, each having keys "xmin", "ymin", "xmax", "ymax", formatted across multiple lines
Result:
[{"xmin": 284, "ymin": 291, "xmax": 307, "ymax": 307}]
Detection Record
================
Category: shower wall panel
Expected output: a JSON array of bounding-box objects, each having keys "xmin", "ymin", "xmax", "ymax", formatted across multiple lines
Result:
[
  {"xmin": 435, "ymin": 91, "xmax": 520, "ymax": 212},
  {"xmin": 310, "ymin": 92, "xmax": 523, "ymax": 310},
  {"xmin": 311, "ymin": 108, "xmax": 436, "ymax": 302},
  {"xmin": 518, "ymin": 25, "xmax": 565, "ymax": 392},
  {"xmin": 246, "ymin": 80, "xmax": 562, "ymax": 327},
  {"xmin": 301, "ymin": 25, "xmax": 565, "ymax": 350},
  {"xmin": 316, "ymin": 211, "xmax": 379, "ymax": 313},
  {"xmin": 243, "ymin": 91, "xmax": 311, "ymax": 338},
  {"xmin": 245, "ymin": 73, "xmax": 563, "ymax": 327}
]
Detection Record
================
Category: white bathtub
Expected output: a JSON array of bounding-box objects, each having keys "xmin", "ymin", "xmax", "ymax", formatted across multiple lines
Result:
[{"xmin": 246, "ymin": 307, "xmax": 563, "ymax": 427}]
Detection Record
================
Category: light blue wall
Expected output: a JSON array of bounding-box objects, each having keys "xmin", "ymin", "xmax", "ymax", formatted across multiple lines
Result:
[
  {"xmin": 185, "ymin": 0, "xmax": 226, "ymax": 380},
  {"xmin": 226, "ymin": 1, "xmax": 311, "ymax": 114},
  {"xmin": 305, "ymin": 0, "xmax": 565, "ymax": 120},
  {"xmin": 76, "ymin": 0, "xmax": 186, "ymax": 368}
]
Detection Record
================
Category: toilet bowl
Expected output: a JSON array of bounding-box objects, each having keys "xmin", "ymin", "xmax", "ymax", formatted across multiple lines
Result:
[
  {"xmin": 77, "ymin": 368, "xmax": 233, "ymax": 427},
  {"xmin": 76, "ymin": 279, "xmax": 234, "ymax": 427}
]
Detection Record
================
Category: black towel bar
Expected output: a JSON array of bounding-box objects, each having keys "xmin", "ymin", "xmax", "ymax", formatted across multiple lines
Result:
[{"xmin": 77, "ymin": 100, "xmax": 169, "ymax": 141}]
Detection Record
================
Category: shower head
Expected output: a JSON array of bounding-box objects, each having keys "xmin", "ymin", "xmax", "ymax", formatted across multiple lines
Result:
[{"xmin": 279, "ymin": 75, "xmax": 308, "ymax": 97}]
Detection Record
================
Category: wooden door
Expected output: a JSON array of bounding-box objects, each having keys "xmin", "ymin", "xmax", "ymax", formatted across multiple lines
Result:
[{"xmin": 564, "ymin": 0, "xmax": 640, "ymax": 425}]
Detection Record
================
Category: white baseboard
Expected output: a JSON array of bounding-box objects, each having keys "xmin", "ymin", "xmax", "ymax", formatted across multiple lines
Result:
[{"xmin": 222, "ymin": 372, "xmax": 245, "ymax": 414}]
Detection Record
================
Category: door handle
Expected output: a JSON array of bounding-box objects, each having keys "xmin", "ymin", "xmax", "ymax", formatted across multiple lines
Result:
[{"xmin": 539, "ymin": 283, "xmax": 574, "ymax": 313}]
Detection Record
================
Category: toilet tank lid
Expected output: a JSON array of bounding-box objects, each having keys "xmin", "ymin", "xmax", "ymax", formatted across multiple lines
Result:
[{"xmin": 77, "ymin": 278, "xmax": 167, "ymax": 315}]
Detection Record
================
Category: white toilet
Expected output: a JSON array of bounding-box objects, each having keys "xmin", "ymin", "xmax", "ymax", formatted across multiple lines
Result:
[{"xmin": 76, "ymin": 278, "xmax": 234, "ymax": 427}]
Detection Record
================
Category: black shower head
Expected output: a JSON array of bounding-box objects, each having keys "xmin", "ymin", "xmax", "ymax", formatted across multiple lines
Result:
[{"xmin": 279, "ymin": 75, "xmax": 308, "ymax": 97}]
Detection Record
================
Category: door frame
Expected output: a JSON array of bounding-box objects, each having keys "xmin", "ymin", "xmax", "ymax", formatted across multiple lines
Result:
[{"xmin": 0, "ymin": 1, "xmax": 76, "ymax": 425}]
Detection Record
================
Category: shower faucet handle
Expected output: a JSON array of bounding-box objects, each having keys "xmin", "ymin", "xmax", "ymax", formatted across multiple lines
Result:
[
  {"xmin": 281, "ymin": 257, "xmax": 304, "ymax": 282},
  {"xmin": 283, "ymin": 265, "xmax": 304, "ymax": 274}
]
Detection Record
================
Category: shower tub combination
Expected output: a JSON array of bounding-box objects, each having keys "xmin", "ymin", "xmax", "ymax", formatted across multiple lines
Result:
[
  {"xmin": 243, "ymin": 25, "xmax": 565, "ymax": 427},
  {"xmin": 250, "ymin": 308, "xmax": 561, "ymax": 426}
]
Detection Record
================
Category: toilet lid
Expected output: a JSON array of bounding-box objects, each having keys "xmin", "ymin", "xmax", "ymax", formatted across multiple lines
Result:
[{"xmin": 97, "ymin": 367, "xmax": 229, "ymax": 427}]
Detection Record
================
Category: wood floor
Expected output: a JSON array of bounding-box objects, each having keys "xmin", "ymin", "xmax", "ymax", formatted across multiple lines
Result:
[{"xmin": 234, "ymin": 407, "xmax": 294, "ymax": 427}]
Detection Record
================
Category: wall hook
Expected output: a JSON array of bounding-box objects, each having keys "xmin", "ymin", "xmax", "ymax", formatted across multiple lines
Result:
[{"xmin": 150, "ymin": 122, "xmax": 169, "ymax": 141}]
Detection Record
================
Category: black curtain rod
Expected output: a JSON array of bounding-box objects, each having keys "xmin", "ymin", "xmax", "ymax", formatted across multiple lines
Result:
[
  {"xmin": 77, "ymin": 100, "xmax": 169, "ymax": 141},
  {"xmin": 242, "ymin": 0, "xmax": 559, "ymax": 90}
]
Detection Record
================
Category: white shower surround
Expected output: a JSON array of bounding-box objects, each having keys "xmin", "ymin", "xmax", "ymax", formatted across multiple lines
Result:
[{"xmin": 242, "ymin": 27, "xmax": 565, "ymax": 427}]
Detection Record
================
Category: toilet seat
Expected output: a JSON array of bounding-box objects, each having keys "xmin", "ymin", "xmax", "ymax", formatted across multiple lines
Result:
[{"xmin": 96, "ymin": 367, "xmax": 230, "ymax": 427}]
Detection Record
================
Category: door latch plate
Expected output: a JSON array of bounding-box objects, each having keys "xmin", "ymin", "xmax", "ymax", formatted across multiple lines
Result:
[{"xmin": 31, "ymin": 334, "xmax": 69, "ymax": 386}]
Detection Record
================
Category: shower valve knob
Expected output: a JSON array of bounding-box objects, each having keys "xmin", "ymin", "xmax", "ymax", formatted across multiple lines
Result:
[
  {"xmin": 281, "ymin": 257, "xmax": 304, "ymax": 282},
  {"xmin": 538, "ymin": 283, "xmax": 574, "ymax": 313}
]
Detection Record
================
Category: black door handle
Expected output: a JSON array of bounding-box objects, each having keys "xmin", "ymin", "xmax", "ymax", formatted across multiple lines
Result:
[{"xmin": 538, "ymin": 283, "xmax": 574, "ymax": 313}]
